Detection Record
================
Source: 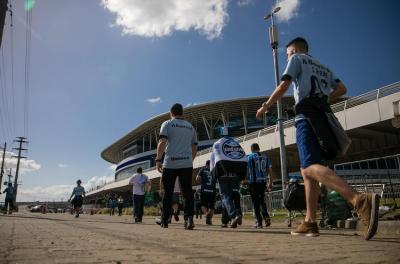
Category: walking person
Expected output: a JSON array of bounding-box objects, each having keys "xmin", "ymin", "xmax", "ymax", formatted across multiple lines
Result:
[
  {"xmin": 117, "ymin": 195, "xmax": 124, "ymax": 216},
  {"xmin": 155, "ymin": 103, "xmax": 198, "ymax": 229},
  {"xmin": 194, "ymin": 189, "xmax": 202, "ymax": 219},
  {"xmin": 68, "ymin": 180, "xmax": 85, "ymax": 218},
  {"xmin": 108, "ymin": 193, "xmax": 117, "ymax": 216},
  {"xmin": 195, "ymin": 160, "xmax": 217, "ymax": 225},
  {"xmin": 247, "ymin": 143, "xmax": 273, "ymax": 228},
  {"xmin": 210, "ymin": 127, "xmax": 247, "ymax": 228},
  {"xmin": 256, "ymin": 37, "xmax": 379, "ymax": 239},
  {"xmin": 129, "ymin": 167, "xmax": 150, "ymax": 223},
  {"xmin": 3, "ymin": 183, "xmax": 15, "ymax": 215}
]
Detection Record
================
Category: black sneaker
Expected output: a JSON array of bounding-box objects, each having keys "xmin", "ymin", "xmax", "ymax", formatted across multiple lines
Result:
[
  {"xmin": 174, "ymin": 213, "xmax": 179, "ymax": 222},
  {"xmin": 206, "ymin": 216, "xmax": 212, "ymax": 225},
  {"xmin": 230, "ymin": 215, "xmax": 241, "ymax": 228},
  {"xmin": 264, "ymin": 218, "xmax": 271, "ymax": 227},
  {"xmin": 184, "ymin": 217, "xmax": 195, "ymax": 230}
]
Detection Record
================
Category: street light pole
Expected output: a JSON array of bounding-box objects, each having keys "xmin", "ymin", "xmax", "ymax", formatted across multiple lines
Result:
[{"xmin": 264, "ymin": 7, "xmax": 288, "ymax": 193}]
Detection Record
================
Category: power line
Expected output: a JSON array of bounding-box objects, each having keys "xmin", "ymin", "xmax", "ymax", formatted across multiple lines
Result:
[
  {"xmin": 24, "ymin": 1, "xmax": 32, "ymax": 138},
  {"xmin": 9, "ymin": 0, "xmax": 15, "ymax": 137}
]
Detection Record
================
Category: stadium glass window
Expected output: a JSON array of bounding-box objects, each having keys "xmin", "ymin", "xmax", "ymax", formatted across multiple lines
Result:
[
  {"xmin": 377, "ymin": 158, "xmax": 387, "ymax": 169},
  {"xmin": 368, "ymin": 160, "xmax": 377, "ymax": 169},
  {"xmin": 336, "ymin": 165, "xmax": 343, "ymax": 171},
  {"xmin": 360, "ymin": 161, "xmax": 368, "ymax": 169},
  {"xmin": 351, "ymin": 163, "xmax": 360, "ymax": 170},
  {"xmin": 344, "ymin": 164, "xmax": 351, "ymax": 170},
  {"xmin": 386, "ymin": 157, "xmax": 398, "ymax": 169}
]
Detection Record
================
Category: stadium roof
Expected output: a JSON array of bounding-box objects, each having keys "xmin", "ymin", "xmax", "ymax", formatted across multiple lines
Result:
[{"xmin": 101, "ymin": 95, "xmax": 295, "ymax": 163}]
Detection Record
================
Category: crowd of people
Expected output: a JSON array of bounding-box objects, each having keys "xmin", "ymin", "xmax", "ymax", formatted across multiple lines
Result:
[{"xmin": 66, "ymin": 37, "xmax": 380, "ymax": 241}]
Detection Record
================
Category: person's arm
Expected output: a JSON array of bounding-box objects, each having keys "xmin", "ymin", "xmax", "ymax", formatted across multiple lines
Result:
[
  {"xmin": 195, "ymin": 173, "xmax": 201, "ymax": 184},
  {"xmin": 256, "ymin": 80, "xmax": 291, "ymax": 119},
  {"xmin": 267, "ymin": 168, "xmax": 273, "ymax": 191},
  {"xmin": 156, "ymin": 138, "xmax": 167, "ymax": 173},
  {"xmin": 328, "ymin": 81, "xmax": 347, "ymax": 103},
  {"xmin": 192, "ymin": 144, "xmax": 197, "ymax": 160}
]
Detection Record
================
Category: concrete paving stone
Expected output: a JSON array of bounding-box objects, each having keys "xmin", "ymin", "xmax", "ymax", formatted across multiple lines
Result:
[{"xmin": 0, "ymin": 212, "xmax": 399, "ymax": 263}]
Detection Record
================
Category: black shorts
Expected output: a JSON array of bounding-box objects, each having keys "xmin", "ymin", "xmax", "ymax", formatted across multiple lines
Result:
[
  {"xmin": 200, "ymin": 191, "xmax": 215, "ymax": 210},
  {"xmin": 72, "ymin": 196, "xmax": 83, "ymax": 209}
]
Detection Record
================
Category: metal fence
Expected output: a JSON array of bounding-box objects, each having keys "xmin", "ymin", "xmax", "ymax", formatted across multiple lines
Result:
[{"xmin": 240, "ymin": 190, "xmax": 285, "ymax": 214}]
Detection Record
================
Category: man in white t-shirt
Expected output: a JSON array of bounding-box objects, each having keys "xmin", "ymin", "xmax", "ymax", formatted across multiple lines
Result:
[{"xmin": 129, "ymin": 167, "xmax": 150, "ymax": 223}]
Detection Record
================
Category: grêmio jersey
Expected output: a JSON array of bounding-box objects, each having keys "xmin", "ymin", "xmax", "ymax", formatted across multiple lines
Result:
[
  {"xmin": 247, "ymin": 152, "xmax": 272, "ymax": 183},
  {"xmin": 198, "ymin": 167, "xmax": 216, "ymax": 193},
  {"xmin": 210, "ymin": 136, "xmax": 247, "ymax": 179}
]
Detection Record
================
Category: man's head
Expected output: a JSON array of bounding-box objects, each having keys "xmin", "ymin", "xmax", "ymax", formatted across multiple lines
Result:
[
  {"xmin": 137, "ymin": 167, "xmax": 143, "ymax": 174},
  {"xmin": 205, "ymin": 160, "xmax": 210, "ymax": 169},
  {"xmin": 76, "ymin": 179, "xmax": 82, "ymax": 186},
  {"xmin": 7, "ymin": 182, "xmax": 12, "ymax": 187},
  {"xmin": 286, "ymin": 37, "xmax": 309, "ymax": 59},
  {"xmin": 250, "ymin": 143, "xmax": 260, "ymax": 153},
  {"xmin": 170, "ymin": 103, "xmax": 183, "ymax": 118}
]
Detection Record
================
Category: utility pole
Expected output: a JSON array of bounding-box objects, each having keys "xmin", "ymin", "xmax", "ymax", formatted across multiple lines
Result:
[
  {"xmin": 0, "ymin": 0, "xmax": 7, "ymax": 48},
  {"xmin": 12, "ymin": 137, "xmax": 28, "ymax": 205},
  {"xmin": 0, "ymin": 142, "xmax": 6, "ymax": 192},
  {"xmin": 264, "ymin": 6, "xmax": 288, "ymax": 192}
]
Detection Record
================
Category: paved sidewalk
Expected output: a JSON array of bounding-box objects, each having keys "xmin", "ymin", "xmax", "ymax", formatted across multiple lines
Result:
[{"xmin": 0, "ymin": 212, "xmax": 399, "ymax": 264}]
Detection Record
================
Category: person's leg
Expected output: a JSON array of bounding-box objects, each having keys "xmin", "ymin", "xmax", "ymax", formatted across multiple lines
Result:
[
  {"xmin": 232, "ymin": 177, "xmax": 242, "ymax": 217},
  {"xmin": 139, "ymin": 195, "xmax": 145, "ymax": 221},
  {"xmin": 162, "ymin": 169, "xmax": 176, "ymax": 225},
  {"xmin": 178, "ymin": 168, "xmax": 194, "ymax": 221},
  {"xmin": 258, "ymin": 183, "xmax": 270, "ymax": 225},
  {"xmin": 250, "ymin": 183, "xmax": 262, "ymax": 225},
  {"xmin": 301, "ymin": 170, "xmax": 320, "ymax": 223},
  {"xmin": 302, "ymin": 165, "xmax": 357, "ymax": 207},
  {"xmin": 133, "ymin": 195, "xmax": 138, "ymax": 220},
  {"xmin": 218, "ymin": 177, "xmax": 236, "ymax": 220}
]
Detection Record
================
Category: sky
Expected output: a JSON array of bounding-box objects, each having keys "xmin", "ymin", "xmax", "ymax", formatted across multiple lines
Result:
[{"xmin": 0, "ymin": 0, "xmax": 399, "ymax": 201}]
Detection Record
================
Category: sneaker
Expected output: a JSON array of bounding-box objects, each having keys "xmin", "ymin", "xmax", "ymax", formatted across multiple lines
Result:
[
  {"xmin": 253, "ymin": 223, "xmax": 263, "ymax": 229},
  {"xmin": 184, "ymin": 217, "xmax": 195, "ymax": 230},
  {"xmin": 174, "ymin": 213, "xmax": 179, "ymax": 222},
  {"xmin": 237, "ymin": 215, "xmax": 243, "ymax": 226},
  {"xmin": 206, "ymin": 216, "xmax": 212, "ymax": 225},
  {"xmin": 354, "ymin": 193, "xmax": 380, "ymax": 240},
  {"xmin": 221, "ymin": 223, "xmax": 228, "ymax": 228},
  {"xmin": 230, "ymin": 215, "xmax": 241, "ymax": 228},
  {"xmin": 75, "ymin": 214, "xmax": 79, "ymax": 218},
  {"xmin": 291, "ymin": 221, "xmax": 319, "ymax": 237},
  {"xmin": 155, "ymin": 217, "xmax": 168, "ymax": 228},
  {"xmin": 265, "ymin": 218, "xmax": 271, "ymax": 227}
]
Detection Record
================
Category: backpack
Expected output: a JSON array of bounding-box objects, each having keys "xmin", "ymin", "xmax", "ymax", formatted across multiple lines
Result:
[{"xmin": 284, "ymin": 181, "xmax": 306, "ymax": 211}]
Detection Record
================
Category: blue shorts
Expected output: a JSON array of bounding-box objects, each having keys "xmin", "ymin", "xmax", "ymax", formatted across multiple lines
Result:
[{"xmin": 295, "ymin": 119, "xmax": 323, "ymax": 169}]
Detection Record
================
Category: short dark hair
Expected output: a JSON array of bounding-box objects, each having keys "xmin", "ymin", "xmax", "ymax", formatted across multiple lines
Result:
[
  {"xmin": 77, "ymin": 179, "xmax": 82, "ymax": 185},
  {"xmin": 251, "ymin": 143, "xmax": 260, "ymax": 152},
  {"xmin": 286, "ymin": 37, "xmax": 309, "ymax": 52},
  {"xmin": 137, "ymin": 167, "xmax": 143, "ymax": 173},
  {"xmin": 8, "ymin": 182, "xmax": 12, "ymax": 187},
  {"xmin": 206, "ymin": 160, "xmax": 210, "ymax": 166},
  {"xmin": 170, "ymin": 103, "xmax": 183, "ymax": 116}
]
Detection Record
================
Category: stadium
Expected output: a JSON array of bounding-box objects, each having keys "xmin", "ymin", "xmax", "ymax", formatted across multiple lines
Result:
[{"xmin": 86, "ymin": 81, "xmax": 400, "ymax": 207}]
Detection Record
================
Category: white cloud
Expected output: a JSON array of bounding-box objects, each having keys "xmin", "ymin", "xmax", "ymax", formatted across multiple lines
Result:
[
  {"xmin": 101, "ymin": 0, "xmax": 229, "ymax": 40},
  {"xmin": 57, "ymin": 164, "xmax": 68, "ymax": 168},
  {"xmin": 2, "ymin": 151, "xmax": 41, "ymax": 174},
  {"xmin": 18, "ymin": 184, "xmax": 73, "ymax": 202},
  {"xmin": 17, "ymin": 174, "xmax": 116, "ymax": 202},
  {"xmin": 109, "ymin": 164, "xmax": 117, "ymax": 171},
  {"xmin": 145, "ymin": 97, "xmax": 161, "ymax": 104},
  {"xmin": 185, "ymin": 102, "xmax": 200, "ymax": 107},
  {"xmin": 275, "ymin": 0, "xmax": 300, "ymax": 22},
  {"xmin": 237, "ymin": 0, "xmax": 254, "ymax": 7}
]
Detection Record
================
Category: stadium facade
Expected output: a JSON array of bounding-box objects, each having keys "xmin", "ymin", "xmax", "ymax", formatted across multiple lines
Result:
[{"xmin": 86, "ymin": 81, "xmax": 400, "ymax": 202}]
